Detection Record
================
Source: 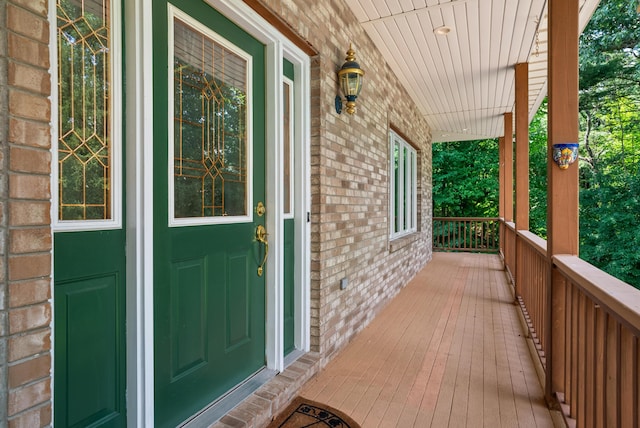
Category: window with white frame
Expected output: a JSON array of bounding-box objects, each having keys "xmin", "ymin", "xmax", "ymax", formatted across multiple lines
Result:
[{"xmin": 390, "ymin": 130, "xmax": 417, "ymax": 238}]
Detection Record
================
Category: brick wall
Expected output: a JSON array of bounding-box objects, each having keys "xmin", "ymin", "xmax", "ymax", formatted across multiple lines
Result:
[
  {"xmin": 257, "ymin": 0, "xmax": 433, "ymax": 362},
  {"xmin": 0, "ymin": 2, "xmax": 8, "ymax": 422},
  {"xmin": 2, "ymin": 0, "xmax": 53, "ymax": 426}
]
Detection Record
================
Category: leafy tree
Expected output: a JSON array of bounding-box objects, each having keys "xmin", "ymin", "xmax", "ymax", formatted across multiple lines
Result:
[
  {"xmin": 432, "ymin": 139, "xmax": 499, "ymax": 218},
  {"xmin": 576, "ymin": 0, "xmax": 640, "ymax": 288},
  {"xmin": 528, "ymin": 100, "xmax": 548, "ymax": 238}
]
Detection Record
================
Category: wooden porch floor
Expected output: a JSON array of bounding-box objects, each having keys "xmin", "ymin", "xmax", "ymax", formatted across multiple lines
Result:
[{"xmin": 300, "ymin": 252, "xmax": 557, "ymax": 427}]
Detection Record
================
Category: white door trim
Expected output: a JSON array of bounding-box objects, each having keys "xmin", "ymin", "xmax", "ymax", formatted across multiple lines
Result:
[
  {"xmin": 125, "ymin": 0, "xmax": 155, "ymax": 426},
  {"xmin": 125, "ymin": 0, "xmax": 311, "ymax": 425}
]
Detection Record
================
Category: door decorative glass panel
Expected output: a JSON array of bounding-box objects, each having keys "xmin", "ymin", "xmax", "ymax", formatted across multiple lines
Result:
[
  {"xmin": 172, "ymin": 18, "xmax": 250, "ymax": 220},
  {"xmin": 57, "ymin": 0, "xmax": 114, "ymax": 221}
]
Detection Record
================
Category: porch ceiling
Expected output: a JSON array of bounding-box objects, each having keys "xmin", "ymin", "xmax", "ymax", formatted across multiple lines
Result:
[{"xmin": 346, "ymin": 0, "xmax": 600, "ymax": 142}]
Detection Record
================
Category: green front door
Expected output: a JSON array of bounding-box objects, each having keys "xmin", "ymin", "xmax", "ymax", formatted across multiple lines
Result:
[{"xmin": 153, "ymin": 3, "xmax": 267, "ymax": 426}]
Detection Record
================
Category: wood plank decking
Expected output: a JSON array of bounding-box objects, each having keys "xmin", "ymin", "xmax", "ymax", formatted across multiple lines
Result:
[{"xmin": 300, "ymin": 252, "xmax": 557, "ymax": 427}]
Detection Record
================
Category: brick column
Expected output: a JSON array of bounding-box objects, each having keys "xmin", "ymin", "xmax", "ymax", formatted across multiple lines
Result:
[{"xmin": 4, "ymin": 1, "xmax": 53, "ymax": 426}]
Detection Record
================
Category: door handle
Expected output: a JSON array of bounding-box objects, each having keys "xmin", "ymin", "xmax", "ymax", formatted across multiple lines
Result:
[{"xmin": 256, "ymin": 225, "xmax": 269, "ymax": 277}]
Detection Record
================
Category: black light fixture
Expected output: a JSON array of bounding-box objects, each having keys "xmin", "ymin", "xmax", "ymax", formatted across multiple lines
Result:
[{"xmin": 335, "ymin": 45, "xmax": 365, "ymax": 115}]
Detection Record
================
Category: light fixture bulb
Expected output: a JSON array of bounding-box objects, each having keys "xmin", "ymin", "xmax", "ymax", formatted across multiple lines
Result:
[{"xmin": 434, "ymin": 25, "xmax": 452, "ymax": 36}]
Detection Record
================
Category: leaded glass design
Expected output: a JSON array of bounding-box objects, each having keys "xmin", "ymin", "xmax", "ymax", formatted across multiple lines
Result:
[
  {"xmin": 173, "ymin": 18, "xmax": 249, "ymax": 219},
  {"xmin": 57, "ymin": 0, "xmax": 112, "ymax": 221}
]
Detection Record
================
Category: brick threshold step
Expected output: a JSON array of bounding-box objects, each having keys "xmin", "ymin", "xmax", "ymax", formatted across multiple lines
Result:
[{"xmin": 203, "ymin": 352, "xmax": 321, "ymax": 428}]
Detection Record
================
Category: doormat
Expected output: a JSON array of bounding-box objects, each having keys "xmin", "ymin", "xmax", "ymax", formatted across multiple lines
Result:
[{"xmin": 267, "ymin": 396, "xmax": 361, "ymax": 428}]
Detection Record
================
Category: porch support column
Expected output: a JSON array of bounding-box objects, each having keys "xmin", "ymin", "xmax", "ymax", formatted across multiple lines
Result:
[
  {"xmin": 514, "ymin": 62, "xmax": 529, "ymax": 299},
  {"xmin": 499, "ymin": 136, "xmax": 505, "ymax": 253},
  {"xmin": 503, "ymin": 113, "xmax": 514, "ymax": 223},
  {"xmin": 515, "ymin": 63, "xmax": 529, "ymax": 230},
  {"xmin": 499, "ymin": 137, "xmax": 505, "ymax": 218},
  {"xmin": 546, "ymin": 0, "xmax": 580, "ymax": 406}
]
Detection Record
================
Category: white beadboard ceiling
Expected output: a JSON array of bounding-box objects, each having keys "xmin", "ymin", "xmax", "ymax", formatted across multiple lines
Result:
[{"xmin": 346, "ymin": 0, "xmax": 600, "ymax": 142}]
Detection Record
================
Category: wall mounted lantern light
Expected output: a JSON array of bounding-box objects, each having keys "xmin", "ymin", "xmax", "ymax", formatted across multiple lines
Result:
[
  {"xmin": 335, "ymin": 45, "xmax": 365, "ymax": 115},
  {"xmin": 552, "ymin": 143, "xmax": 579, "ymax": 169}
]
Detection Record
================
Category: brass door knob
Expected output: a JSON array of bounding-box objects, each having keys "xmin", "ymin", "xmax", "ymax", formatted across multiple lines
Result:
[{"xmin": 256, "ymin": 225, "xmax": 269, "ymax": 276}]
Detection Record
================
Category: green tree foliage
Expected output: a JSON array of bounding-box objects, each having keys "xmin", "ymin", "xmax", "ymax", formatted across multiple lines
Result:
[
  {"xmin": 432, "ymin": 139, "xmax": 499, "ymax": 217},
  {"xmin": 527, "ymin": 103, "xmax": 548, "ymax": 239},
  {"xmin": 576, "ymin": 0, "xmax": 640, "ymax": 288}
]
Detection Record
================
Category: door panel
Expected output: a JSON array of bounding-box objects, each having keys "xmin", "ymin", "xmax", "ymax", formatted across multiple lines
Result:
[
  {"xmin": 54, "ymin": 231, "xmax": 126, "ymax": 428},
  {"xmin": 153, "ymin": 3, "xmax": 266, "ymax": 426},
  {"xmin": 170, "ymin": 257, "xmax": 207, "ymax": 379}
]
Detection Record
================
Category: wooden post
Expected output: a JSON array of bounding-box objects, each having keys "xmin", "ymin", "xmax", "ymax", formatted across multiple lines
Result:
[
  {"xmin": 546, "ymin": 0, "xmax": 580, "ymax": 406},
  {"xmin": 499, "ymin": 136, "xmax": 505, "ymax": 254},
  {"xmin": 515, "ymin": 63, "xmax": 529, "ymax": 231},
  {"xmin": 503, "ymin": 113, "xmax": 514, "ymax": 278},
  {"xmin": 515, "ymin": 63, "xmax": 529, "ymax": 300},
  {"xmin": 504, "ymin": 113, "xmax": 514, "ymax": 223}
]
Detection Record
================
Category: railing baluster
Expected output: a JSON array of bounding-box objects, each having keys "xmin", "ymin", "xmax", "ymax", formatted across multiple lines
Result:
[
  {"xmin": 595, "ymin": 307, "xmax": 605, "ymax": 428},
  {"xmin": 577, "ymin": 291, "xmax": 587, "ymax": 425},
  {"xmin": 585, "ymin": 300, "xmax": 595, "ymax": 428},
  {"xmin": 569, "ymin": 285, "xmax": 578, "ymax": 418},
  {"xmin": 605, "ymin": 316, "xmax": 618, "ymax": 427},
  {"xmin": 621, "ymin": 326, "xmax": 634, "ymax": 427}
]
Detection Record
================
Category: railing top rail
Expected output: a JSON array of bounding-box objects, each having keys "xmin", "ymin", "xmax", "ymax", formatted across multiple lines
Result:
[
  {"xmin": 517, "ymin": 230, "xmax": 547, "ymax": 256},
  {"xmin": 433, "ymin": 217, "xmax": 500, "ymax": 221},
  {"xmin": 504, "ymin": 221, "xmax": 516, "ymax": 231},
  {"xmin": 554, "ymin": 254, "xmax": 640, "ymax": 335}
]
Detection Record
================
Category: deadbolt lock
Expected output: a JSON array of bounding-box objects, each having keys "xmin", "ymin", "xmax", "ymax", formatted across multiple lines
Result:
[{"xmin": 256, "ymin": 202, "xmax": 266, "ymax": 217}]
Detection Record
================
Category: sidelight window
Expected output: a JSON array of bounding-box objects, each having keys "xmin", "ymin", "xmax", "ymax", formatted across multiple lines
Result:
[{"xmin": 55, "ymin": 0, "xmax": 121, "ymax": 228}]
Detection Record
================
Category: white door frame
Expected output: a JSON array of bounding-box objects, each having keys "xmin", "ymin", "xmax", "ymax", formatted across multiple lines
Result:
[{"xmin": 124, "ymin": 1, "xmax": 311, "ymax": 425}]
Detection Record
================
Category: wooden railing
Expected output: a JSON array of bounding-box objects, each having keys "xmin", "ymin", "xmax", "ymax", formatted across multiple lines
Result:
[
  {"xmin": 502, "ymin": 221, "xmax": 517, "ymax": 282},
  {"xmin": 515, "ymin": 231, "xmax": 548, "ymax": 367},
  {"xmin": 432, "ymin": 217, "xmax": 499, "ymax": 252},
  {"xmin": 436, "ymin": 217, "xmax": 640, "ymax": 426},
  {"xmin": 501, "ymin": 225, "xmax": 640, "ymax": 428},
  {"xmin": 552, "ymin": 256, "xmax": 640, "ymax": 427}
]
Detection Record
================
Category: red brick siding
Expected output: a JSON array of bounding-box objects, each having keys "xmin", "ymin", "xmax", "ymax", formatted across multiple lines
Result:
[{"xmin": 2, "ymin": 0, "xmax": 52, "ymax": 426}]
